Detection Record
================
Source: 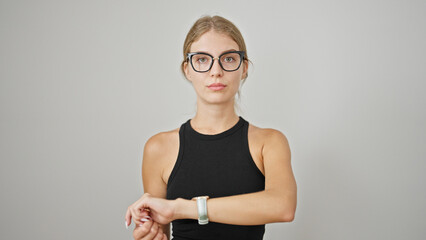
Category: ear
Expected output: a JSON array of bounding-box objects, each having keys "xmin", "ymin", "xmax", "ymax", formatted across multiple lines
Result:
[
  {"xmin": 242, "ymin": 59, "xmax": 249, "ymax": 79},
  {"xmin": 183, "ymin": 61, "xmax": 192, "ymax": 82}
]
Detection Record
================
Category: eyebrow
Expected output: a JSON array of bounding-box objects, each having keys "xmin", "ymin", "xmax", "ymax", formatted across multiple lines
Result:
[{"xmin": 193, "ymin": 49, "xmax": 239, "ymax": 55}]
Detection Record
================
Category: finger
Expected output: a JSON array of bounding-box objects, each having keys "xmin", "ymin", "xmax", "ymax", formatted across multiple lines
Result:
[
  {"xmin": 130, "ymin": 206, "xmax": 145, "ymax": 225},
  {"xmin": 133, "ymin": 225, "xmax": 147, "ymax": 239},
  {"xmin": 143, "ymin": 221, "xmax": 159, "ymax": 240},
  {"xmin": 136, "ymin": 208, "xmax": 152, "ymax": 225},
  {"xmin": 153, "ymin": 227, "xmax": 165, "ymax": 240},
  {"xmin": 125, "ymin": 207, "xmax": 132, "ymax": 229},
  {"xmin": 140, "ymin": 209, "xmax": 151, "ymax": 219},
  {"xmin": 133, "ymin": 219, "xmax": 153, "ymax": 239},
  {"xmin": 130, "ymin": 208, "xmax": 140, "ymax": 225},
  {"xmin": 155, "ymin": 225, "xmax": 164, "ymax": 240},
  {"xmin": 138, "ymin": 213, "xmax": 152, "ymax": 227},
  {"xmin": 141, "ymin": 221, "xmax": 160, "ymax": 240},
  {"xmin": 131, "ymin": 204, "xmax": 147, "ymax": 225}
]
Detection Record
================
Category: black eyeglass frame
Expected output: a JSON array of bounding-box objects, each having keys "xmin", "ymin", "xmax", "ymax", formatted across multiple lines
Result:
[{"xmin": 186, "ymin": 51, "xmax": 246, "ymax": 73}]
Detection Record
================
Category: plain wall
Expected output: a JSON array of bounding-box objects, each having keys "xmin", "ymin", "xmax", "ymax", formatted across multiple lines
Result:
[{"xmin": 1, "ymin": 0, "xmax": 425, "ymax": 239}]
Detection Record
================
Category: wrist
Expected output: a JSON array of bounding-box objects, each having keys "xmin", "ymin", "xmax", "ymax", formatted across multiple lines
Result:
[{"xmin": 173, "ymin": 198, "xmax": 198, "ymax": 220}]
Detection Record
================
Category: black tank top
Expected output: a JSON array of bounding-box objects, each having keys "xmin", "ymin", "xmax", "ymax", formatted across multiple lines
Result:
[{"xmin": 166, "ymin": 116, "xmax": 266, "ymax": 240}]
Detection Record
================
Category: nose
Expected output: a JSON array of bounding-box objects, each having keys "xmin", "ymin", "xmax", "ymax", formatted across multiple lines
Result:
[{"xmin": 210, "ymin": 58, "xmax": 223, "ymax": 77}]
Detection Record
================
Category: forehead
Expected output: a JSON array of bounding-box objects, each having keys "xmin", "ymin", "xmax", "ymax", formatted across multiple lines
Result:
[{"xmin": 190, "ymin": 30, "xmax": 239, "ymax": 53}]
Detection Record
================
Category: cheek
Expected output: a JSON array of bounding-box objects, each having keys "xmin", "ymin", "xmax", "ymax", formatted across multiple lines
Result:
[
  {"xmin": 225, "ymin": 80, "xmax": 241, "ymax": 95},
  {"xmin": 230, "ymin": 81, "xmax": 241, "ymax": 92},
  {"xmin": 191, "ymin": 78, "xmax": 206, "ymax": 92},
  {"xmin": 231, "ymin": 72, "xmax": 243, "ymax": 86}
]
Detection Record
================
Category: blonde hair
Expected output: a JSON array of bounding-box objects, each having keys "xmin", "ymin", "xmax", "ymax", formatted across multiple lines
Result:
[{"xmin": 181, "ymin": 15, "xmax": 251, "ymax": 113}]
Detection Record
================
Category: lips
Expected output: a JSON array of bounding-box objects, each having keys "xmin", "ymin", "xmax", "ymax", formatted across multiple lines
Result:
[
  {"xmin": 208, "ymin": 83, "xmax": 226, "ymax": 87},
  {"xmin": 207, "ymin": 83, "xmax": 226, "ymax": 91}
]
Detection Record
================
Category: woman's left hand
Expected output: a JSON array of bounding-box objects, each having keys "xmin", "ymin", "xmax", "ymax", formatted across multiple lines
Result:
[{"xmin": 126, "ymin": 193, "xmax": 176, "ymax": 226}]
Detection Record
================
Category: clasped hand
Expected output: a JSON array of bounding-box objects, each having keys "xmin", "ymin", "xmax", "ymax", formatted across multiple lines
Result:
[{"xmin": 125, "ymin": 193, "xmax": 176, "ymax": 240}]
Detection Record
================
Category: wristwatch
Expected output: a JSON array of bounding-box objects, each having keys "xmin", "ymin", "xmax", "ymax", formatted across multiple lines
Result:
[{"xmin": 192, "ymin": 196, "xmax": 210, "ymax": 225}]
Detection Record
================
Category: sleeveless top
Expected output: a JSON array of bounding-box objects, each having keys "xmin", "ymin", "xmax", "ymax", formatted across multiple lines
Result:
[{"xmin": 166, "ymin": 116, "xmax": 266, "ymax": 240}]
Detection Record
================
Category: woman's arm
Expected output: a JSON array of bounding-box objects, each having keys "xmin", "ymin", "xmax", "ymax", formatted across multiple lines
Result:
[
  {"xmin": 129, "ymin": 129, "xmax": 297, "ymax": 226},
  {"xmin": 126, "ymin": 132, "xmax": 176, "ymax": 238},
  {"xmin": 173, "ymin": 129, "xmax": 297, "ymax": 225},
  {"xmin": 141, "ymin": 133, "xmax": 174, "ymax": 237}
]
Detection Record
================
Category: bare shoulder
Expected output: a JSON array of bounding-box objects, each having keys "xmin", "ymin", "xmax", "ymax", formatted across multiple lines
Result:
[
  {"xmin": 248, "ymin": 123, "xmax": 291, "ymax": 162},
  {"xmin": 248, "ymin": 123, "xmax": 289, "ymax": 145},
  {"xmin": 142, "ymin": 126, "xmax": 181, "ymax": 192},
  {"xmin": 144, "ymin": 127, "xmax": 180, "ymax": 158}
]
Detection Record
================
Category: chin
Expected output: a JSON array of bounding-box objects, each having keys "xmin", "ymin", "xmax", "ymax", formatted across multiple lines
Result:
[{"xmin": 204, "ymin": 96, "xmax": 235, "ymax": 105}]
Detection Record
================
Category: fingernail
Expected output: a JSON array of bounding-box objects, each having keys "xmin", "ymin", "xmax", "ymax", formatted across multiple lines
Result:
[
  {"xmin": 141, "ymin": 218, "xmax": 150, "ymax": 222},
  {"xmin": 139, "ymin": 224, "xmax": 144, "ymax": 227},
  {"xmin": 145, "ymin": 216, "xmax": 152, "ymax": 219},
  {"xmin": 125, "ymin": 220, "xmax": 128, "ymax": 229}
]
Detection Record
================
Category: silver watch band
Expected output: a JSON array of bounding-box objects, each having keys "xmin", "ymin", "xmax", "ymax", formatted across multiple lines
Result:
[{"xmin": 194, "ymin": 196, "xmax": 209, "ymax": 225}]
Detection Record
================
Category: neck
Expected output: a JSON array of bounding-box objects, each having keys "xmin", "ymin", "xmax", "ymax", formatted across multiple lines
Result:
[{"xmin": 190, "ymin": 98, "xmax": 239, "ymax": 135}]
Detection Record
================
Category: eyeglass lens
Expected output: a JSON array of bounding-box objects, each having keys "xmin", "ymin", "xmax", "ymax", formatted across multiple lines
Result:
[{"xmin": 191, "ymin": 52, "xmax": 242, "ymax": 72}]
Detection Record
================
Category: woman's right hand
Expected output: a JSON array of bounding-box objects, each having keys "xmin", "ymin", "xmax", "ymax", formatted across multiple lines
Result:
[{"xmin": 133, "ymin": 219, "xmax": 168, "ymax": 240}]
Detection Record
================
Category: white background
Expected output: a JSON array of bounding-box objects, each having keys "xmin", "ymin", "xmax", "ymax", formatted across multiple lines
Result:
[{"xmin": 1, "ymin": 0, "xmax": 425, "ymax": 239}]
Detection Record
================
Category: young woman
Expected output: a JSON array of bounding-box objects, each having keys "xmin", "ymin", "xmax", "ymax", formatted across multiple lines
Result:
[{"xmin": 125, "ymin": 15, "xmax": 297, "ymax": 240}]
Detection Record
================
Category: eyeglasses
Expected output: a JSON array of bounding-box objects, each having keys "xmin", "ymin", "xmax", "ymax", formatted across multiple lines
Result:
[{"xmin": 187, "ymin": 51, "xmax": 245, "ymax": 73}]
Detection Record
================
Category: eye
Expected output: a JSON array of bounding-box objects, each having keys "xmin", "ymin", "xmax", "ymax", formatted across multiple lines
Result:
[
  {"xmin": 224, "ymin": 57, "xmax": 235, "ymax": 62},
  {"xmin": 197, "ymin": 57, "xmax": 208, "ymax": 63}
]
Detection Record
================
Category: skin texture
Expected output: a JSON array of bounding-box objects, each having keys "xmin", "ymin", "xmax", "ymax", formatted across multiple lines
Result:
[{"xmin": 125, "ymin": 30, "xmax": 297, "ymax": 239}]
